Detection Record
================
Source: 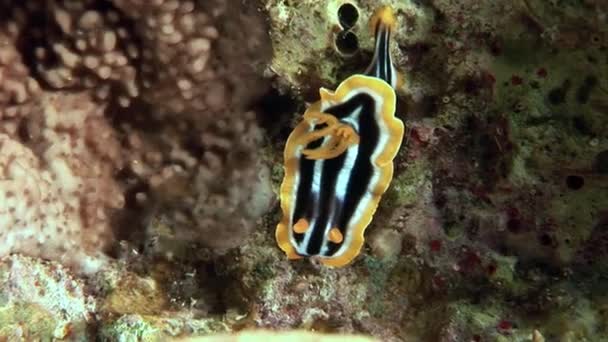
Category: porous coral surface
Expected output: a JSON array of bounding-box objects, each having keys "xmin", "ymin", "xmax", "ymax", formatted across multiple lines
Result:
[
  {"xmin": 0, "ymin": 0, "xmax": 607, "ymax": 341},
  {"xmin": 0, "ymin": 91, "xmax": 123, "ymax": 273}
]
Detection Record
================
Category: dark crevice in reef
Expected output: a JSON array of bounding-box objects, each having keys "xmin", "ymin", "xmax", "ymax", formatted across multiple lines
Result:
[
  {"xmin": 149, "ymin": 254, "xmax": 253, "ymax": 317},
  {"xmin": 593, "ymin": 150, "xmax": 608, "ymax": 174},
  {"xmin": 254, "ymin": 86, "xmax": 302, "ymax": 146},
  {"xmin": 107, "ymin": 167, "xmax": 148, "ymax": 255}
]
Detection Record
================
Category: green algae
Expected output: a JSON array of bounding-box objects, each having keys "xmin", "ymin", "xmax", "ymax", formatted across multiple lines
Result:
[
  {"xmin": 252, "ymin": 257, "xmax": 277, "ymax": 281},
  {"xmin": 540, "ymin": 295, "xmax": 599, "ymax": 341},
  {"xmin": 363, "ymin": 256, "xmax": 398, "ymax": 317},
  {"xmin": 549, "ymin": 184, "xmax": 608, "ymax": 264},
  {"xmin": 100, "ymin": 314, "xmax": 230, "ymax": 342},
  {"xmin": 493, "ymin": 44, "xmax": 608, "ymax": 162},
  {"xmin": 102, "ymin": 274, "xmax": 167, "ymax": 316},
  {"xmin": 451, "ymin": 300, "xmax": 501, "ymax": 333},
  {"xmin": 487, "ymin": 254, "xmax": 517, "ymax": 290},
  {"xmin": 270, "ymin": 158, "xmax": 285, "ymax": 195},
  {"xmin": 385, "ymin": 159, "xmax": 431, "ymax": 208},
  {"xmin": 100, "ymin": 315, "xmax": 162, "ymax": 342},
  {"xmin": 0, "ymin": 303, "xmax": 58, "ymax": 340},
  {"xmin": 0, "ymin": 256, "xmax": 94, "ymax": 340},
  {"xmin": 264, "ymin": 0, "xmax": 342, "ymax": 92}
]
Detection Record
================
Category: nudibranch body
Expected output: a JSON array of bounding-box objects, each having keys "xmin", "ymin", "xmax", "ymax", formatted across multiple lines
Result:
[{"xmin": 276, "ymin": 6, "xmax": 404, "ymax": 267}]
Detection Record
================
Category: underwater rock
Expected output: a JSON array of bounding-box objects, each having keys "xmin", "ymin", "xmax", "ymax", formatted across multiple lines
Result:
[
  {"xmin": 99, "ymin": 314, "xmax": 230, "ymax": 341},
  {"xmin": 262, "ymin": 0, "xmax": 435, "ymax": 98},
  {"xmin": 177, "ymin": 330, "xmax": 379, "ymax": 342},
  {"xmin": 0, "ymin": 255, "xmax": 96, "ymax": 340}
]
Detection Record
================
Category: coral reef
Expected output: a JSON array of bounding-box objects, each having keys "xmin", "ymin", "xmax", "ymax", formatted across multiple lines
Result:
[
  {"xmin": 0, "ymin": 0, "xmax": 273, "ymax": 270},
  {"xmin": 0, "ymin": 0, "xmax": 607, "ymax": 340},
  {"xmin": 0, "ymin": 29, "xmax": 40, "ymax": 135},
  {"xmin": 107, "ymin": 0, "xmax": 275, "ymax": 255},
  {"xmin": 0, "ymin": 92, "xmax": 123, "ymax": 272}
]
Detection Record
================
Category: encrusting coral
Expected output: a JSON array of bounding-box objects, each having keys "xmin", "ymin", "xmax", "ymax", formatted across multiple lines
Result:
[
  {"xmin": 0, "ymin": 0, "xmax": 274, "ymax": 271},
  {"xmin": 0, "ymin": 29, "xmax": 40, "ymax": 136},
  {"xmin": 111, "ymin": 0, "xmax": 221, "ymax": 115},
  {"xmin": 2, "ymin": 14, "xmax": 126, "ymax": 272},
  {"xmin": 6, "ymin": 0, "xmax": 140, "ymax": 107},
  {"xmin": 0, "ymin": 92, "xmax": 124, "ymax": 273},
  {"xmin": 0, "ymin": 255, "xmax": 96, "ymax": 339}
]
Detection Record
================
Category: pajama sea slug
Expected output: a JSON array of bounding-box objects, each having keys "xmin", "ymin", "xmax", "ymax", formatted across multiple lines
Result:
[{"xmin": 276, "ymin": 6, "xmax": 404, "ymax": 267}]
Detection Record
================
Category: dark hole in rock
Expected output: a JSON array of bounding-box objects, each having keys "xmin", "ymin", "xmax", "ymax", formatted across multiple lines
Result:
[
  {"xmin": 572, "ymin": 115, "xmax": 592, "ymax": 135},
  {"xmin": 565, "ymin": 175, "xmax": 584, "ymax": 190},
  {"xmin": 338, "ymin": 3, "xmax": 359, "ymax": 30},
  {"xmin": 584, "ymin": 75, "xmax": 597, "ymax": 87},
  {"xmin": 547, "ymin": 79, "xmax": 571, "ymax": 105},
  {"xmin": 576, "ymin": 75, "xmax": 597, "ymax": 104},
  {"xmin": 529, "ymin": 80, "xmax": 540, "ymax": 89},
  {"xmin": 593, "ymin": 150, "xmax": 608, "ymax": 174},
  {"xmin": 539, "ymin": 233, "xmax": 553, "ymax": 246},
  {"xmin": 17, "ymin": 120, "xmax": 31, "ymax": 143},
  {"xmin": 434, "ymin": 192, "xmax": 447, "ymax": 208},
  {"xmin": 547, "ymin": 87, "xmax": 566, "ymax": 105},
  {"xmin": 254, "ymin": 87, "xmax": 299, "ymax": 144},
  {"xmin": 507, "ymin": 218, "xmax": 522, "ymax": 233},
  {"xmin": 335, "ymin": 30, "xmax": 359, "ymax": 56}
]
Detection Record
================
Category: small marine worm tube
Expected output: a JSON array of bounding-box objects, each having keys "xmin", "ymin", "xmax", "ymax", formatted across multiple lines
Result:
[
  {"xmin": 338, "ymin": 3, "xmax": 359, "ymax": 30},
  {"xmin": 334, "ymin": 30, "xmax": 359, "ymax": 56}
]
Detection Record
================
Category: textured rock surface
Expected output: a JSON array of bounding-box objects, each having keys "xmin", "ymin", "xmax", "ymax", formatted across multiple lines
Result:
[{"xmin": 0, "ymin": 255, "xmax": 96, "ymax": 340}]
